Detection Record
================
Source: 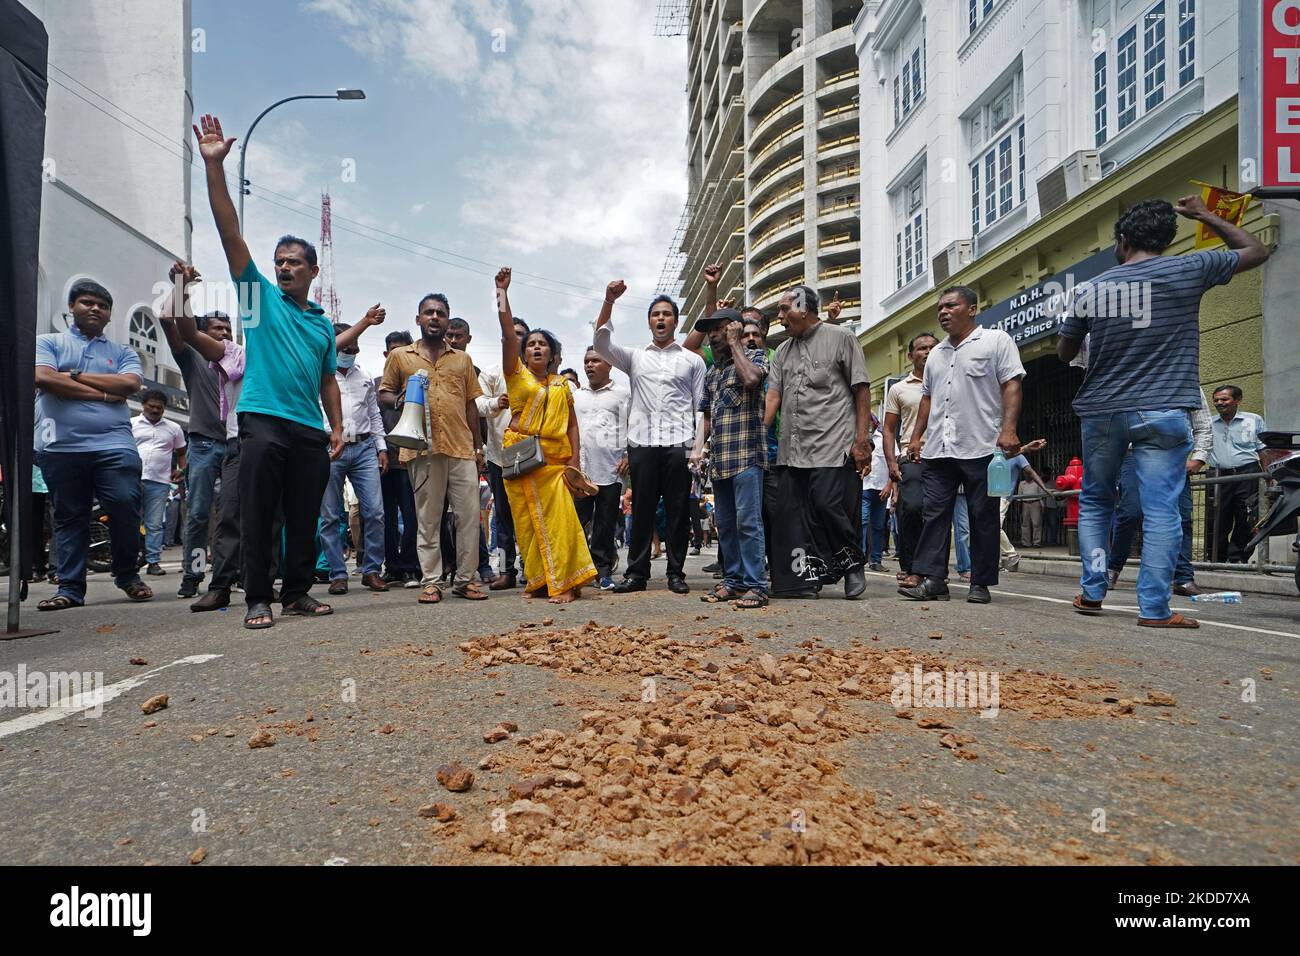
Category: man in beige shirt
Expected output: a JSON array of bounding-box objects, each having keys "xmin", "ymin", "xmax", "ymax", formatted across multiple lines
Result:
[
  {"xmin": 882, "ymin": 331, "xmax": 937, "ymax": 588},
  {"xmin": 379, "ymin": 293, "xmax": 485, "ymax": 603}
]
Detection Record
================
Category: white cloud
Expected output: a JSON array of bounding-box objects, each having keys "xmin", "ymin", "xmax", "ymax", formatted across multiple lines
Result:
[{"xmin": 305, "ymin": 0, "xmax": 688, "ymax": 365}]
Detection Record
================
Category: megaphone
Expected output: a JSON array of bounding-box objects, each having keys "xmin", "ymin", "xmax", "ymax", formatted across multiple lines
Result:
[{"xmin": 387, "ymin": 369, "xmax": 429, "ymax": 450}]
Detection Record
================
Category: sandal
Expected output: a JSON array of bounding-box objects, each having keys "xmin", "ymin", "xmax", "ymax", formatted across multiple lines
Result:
[
  {"xmin": 452, "ymin": 581, "xmax": 489, "ymax": 601},
  {"xmin": 122, "ymin": 581, "xmax": 154, "ymax": 602},
  {"xmin": 244, "ymin": 602, "xmax": 275, "ymax": 629},
  {"xmin": 419, "ymin": 584, "xmax": 442, "ymax": 604},
  {"xmin": 282, "ymin": 595, "xmax": 333, "ymax": 616},
  {"xmin": 1137, "ymin": 612, "xmax": 1199, "ymax": 628},
  {"xmin": 701, "ymin": 584, "xmax": 741, "ymax": 604},
  {"xmin": 1072, "ymin": 594, "xmax": 1103, "ymax": 616},
  {"xmin": 731, "ymin": 590, "xmax": 769, "ymax": 609},
  {"xmin": 37, "ymin": 594, "xmax": 82, "ymax": 612}
]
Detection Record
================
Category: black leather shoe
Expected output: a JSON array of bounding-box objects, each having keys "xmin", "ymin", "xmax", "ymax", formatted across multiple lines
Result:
[
  {"xmin": 612, "ymin": 578, "xmax": 646, "ymax": 593},
  {"xmin": 967, "ymin": 584, "xmax": 991, "ymax": 604},
  {"xmin": 843, "ymin": 569, "xmax": 866, "ymax": 600},
  {"xmin": 667, "ymin": 577, "xmax": 690, "ymax": 594},
  {"xmin": 899, "ymin": 577, "xmax": 950, "ymax": 601},
  {"xmin": 868, "ymin": 563, "xmax": 886, "ymax": 573},
  {"xmin": 701, "ymin": 561, "xmax": 720, "ymax": 573}
]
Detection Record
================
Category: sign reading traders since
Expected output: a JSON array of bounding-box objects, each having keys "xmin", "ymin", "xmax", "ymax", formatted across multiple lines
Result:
[{"xmin": 975, "ymin": 249, "xmax": 1115, "ymax": 347}]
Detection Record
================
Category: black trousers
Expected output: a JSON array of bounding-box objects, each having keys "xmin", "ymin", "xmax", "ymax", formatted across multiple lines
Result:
[
  {"xmin": 913, "ymin": 455, "xmax": 1001, "ymax": 586},
  {"xmin": 208, "ymin": 437, "xmax": 243, "ymax": 591},
  {"xmin": 576, "ymin": 481, "xmax": 622, "ymax": 579},
  {"xmin": 768, "ymin": 464, "xmax": 863, "ymax": 595},
  {"xmin": 1212, "ymin": 465, "xmax": 1260, "ymax": 562},
  {"xmin": 895, "ymin": 460, "xmax": 925, "ymax": 574},
  {"xmin": 627, "ymin": 445, "xmax": 691, "ymax": 581},
  {"xmin": 238, "ymin": 412, "xmax": 329, "ymax": 607},
  {"xmin": 381, "ymin": 467, "xmax": 419, "ymax": 576},
  {"xmin": 486, "ymin": 460, "xmax": 519, "ymax": 577}
]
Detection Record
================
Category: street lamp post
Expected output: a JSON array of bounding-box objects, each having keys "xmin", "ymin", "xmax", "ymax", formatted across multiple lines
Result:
[{"xmin": 236, "ymin": 88, "xmax": 365, "ymax": 232}]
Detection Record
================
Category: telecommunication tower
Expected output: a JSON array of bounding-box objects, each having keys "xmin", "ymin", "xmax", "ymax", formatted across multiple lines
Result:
[{"xmin": 312, "ymin": 190, "xmax": 341, "ymax": 321}]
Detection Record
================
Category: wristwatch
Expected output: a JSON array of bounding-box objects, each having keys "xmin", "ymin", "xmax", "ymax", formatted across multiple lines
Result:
[{"xmin": 70, "ymin": 369, "xmax": 82, "ymax": 381}]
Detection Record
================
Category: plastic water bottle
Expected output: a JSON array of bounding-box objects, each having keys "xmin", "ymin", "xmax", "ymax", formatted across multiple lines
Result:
[
  {"xmin": 1189, "ymin": 591, "xmax": 1243, "ymax": 604},
  {"xmin": 987, "ymin": 451, "xmax": 1012, "ymax": 497}
]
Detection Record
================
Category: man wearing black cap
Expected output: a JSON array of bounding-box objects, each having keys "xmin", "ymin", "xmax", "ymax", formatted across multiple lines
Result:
[{"xmin": 690, "ymin": 308, "xmax": 769, "ymax": 608}]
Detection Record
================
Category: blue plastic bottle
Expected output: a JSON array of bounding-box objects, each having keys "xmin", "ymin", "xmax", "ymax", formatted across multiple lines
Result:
[{"xmin": 987, "ymin": 451, "xmax": 1012, "ymax": 497}]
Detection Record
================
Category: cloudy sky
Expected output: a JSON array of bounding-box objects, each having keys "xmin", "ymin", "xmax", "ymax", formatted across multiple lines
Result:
[{"xmin": 189, "ymin": 0, "xmax": 687, "ymax": 378}]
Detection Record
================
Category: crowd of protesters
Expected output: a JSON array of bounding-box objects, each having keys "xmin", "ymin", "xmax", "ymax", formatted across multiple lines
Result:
[{"xmin": 26, "ymin": 112, "xmax": 1272, "ymax": 630}]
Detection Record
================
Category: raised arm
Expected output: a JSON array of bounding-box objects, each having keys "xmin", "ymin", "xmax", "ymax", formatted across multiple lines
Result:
[
  {"xmin": 193, "ymin": 114, "xmax": 251, "ymax": 277},
  {"xmin": 337, "ymin": 304, "xmax": 385, "ymax": 351},
  {"xmin": 165, "ymin": 262, "xmax": 226, "ymax": 364},
  {"xmin": 683, "ymin": 264, "xmax": 722, "ymax": 358},
  {"xmin": 1175, "ymin": 194, "xmax": 1270, "ymax": 273},
  {"xmin": 591, "ymin": 280, "xmax": 634, "ymax": 374},
  {"xmin": 495, "ymin": 267, "xmax": 520, "ymax": 377},
  {"xmin": 157, "ymin": 260, "xmax": 191, "ymax": 359}
]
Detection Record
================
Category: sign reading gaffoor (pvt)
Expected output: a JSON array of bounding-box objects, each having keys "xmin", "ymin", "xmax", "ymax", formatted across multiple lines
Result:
[{"xmin": 1263, "ymin": 0, "xmax": 1300, "ymax": 185}]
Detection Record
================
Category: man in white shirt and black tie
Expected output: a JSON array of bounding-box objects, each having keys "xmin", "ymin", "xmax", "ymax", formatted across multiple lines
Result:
[{"xmin": 594, "ymin": 281, "xmax": 706, "ymax": 594}]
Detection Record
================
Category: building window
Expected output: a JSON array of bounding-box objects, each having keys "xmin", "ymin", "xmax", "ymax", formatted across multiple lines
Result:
[
  {"xmin": 1117, "ymin": 25, "xmax": 1138, "ymax": 130},
  {"xmin": 894, "ymin": 171, "xmax": 926, "ymax": 288},
  {"xmin": 129, "ymin": 307, "xmax": 159, "ymax": 358},
  {"xmin": 1177, "ymin": 0, "xmax": 1195, "ymax": 88},
  {"xmin": 892, "ymin": 21, "xmax": 925, "ymax": 130},
  {"xmin": 969, "ymin": 74, "xmax": 1025, "ymax": 234},
  {"xmin": 1093, "ymin": 51, "xmax": 1108, "ymax": 146},
  {"xmin": 1105, "ymin": 1, "xmax": 1194, "ymax": 140},
  {"xmin": 969, "ymin": 0, "xmax": 996, "ymax": 34},
  {"xmin": 1143, "ymin": 1, "xmax": 1167, "ymax": 111}
]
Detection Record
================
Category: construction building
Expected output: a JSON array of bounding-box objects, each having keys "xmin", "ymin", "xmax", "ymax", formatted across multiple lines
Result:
[{"xmin": 677, "ymin": 0, "xmax": 865, "ymax": 340}]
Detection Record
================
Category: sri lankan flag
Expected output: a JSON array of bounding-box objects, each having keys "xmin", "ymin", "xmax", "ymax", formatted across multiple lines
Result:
[{"xmin": 1191, "ymin": 181, "xmax": 1251, "ymax": 249}]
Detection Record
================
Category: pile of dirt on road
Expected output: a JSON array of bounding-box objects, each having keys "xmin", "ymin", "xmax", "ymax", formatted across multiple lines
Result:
[{"xmin": 444, "ymin": 622, "xmax": 1135, "ymax": 864}]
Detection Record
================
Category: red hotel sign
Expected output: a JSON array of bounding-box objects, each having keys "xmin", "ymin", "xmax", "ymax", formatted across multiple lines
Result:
[{"xmin": 1264, "ymin": 0, "xmax": 1300, "ymax": 185}]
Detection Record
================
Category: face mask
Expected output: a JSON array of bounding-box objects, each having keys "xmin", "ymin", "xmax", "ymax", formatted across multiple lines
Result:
[{"xmin": 337, "ymin": 353, "xmax": 356, "ymax": 370}]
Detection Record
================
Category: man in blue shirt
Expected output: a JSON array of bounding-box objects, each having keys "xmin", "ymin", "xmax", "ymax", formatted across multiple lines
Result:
[
  {"xmin": 1209, "ymin": 384, "xmax": 1267, "ymax": 563},
  {"xmin": 195, "ymin": 113, "xmax": 344, "ymax": 629},
  {"xmin": 1058, "ymin": 196, "xmax": 1269, "ymax": 627},
  {"xmin": 34, "ymin": 279, "xmax": 153, "ymax": 609}
]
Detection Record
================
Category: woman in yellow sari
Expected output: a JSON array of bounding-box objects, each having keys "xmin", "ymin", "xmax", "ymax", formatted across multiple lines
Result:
[{"xmin": 493, "ymin": 267, "xmax": 596, "ymax": 603}]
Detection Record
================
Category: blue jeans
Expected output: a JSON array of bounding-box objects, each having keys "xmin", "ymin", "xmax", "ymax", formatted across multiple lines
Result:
[
  {"xmin": 141, "ymin": 479, "xmax": 171, "ymax": 564},
  {"xmin": 320, "ymin": 442, "xmax": 385, "ymax": 578},
  {"xmin": 713, "ymin": 465, "xmax": 768, "ymax": 593},
  {"xmin": 1079, "ymin": 410, "xmax": 1192, "ymax": 619},
  {"xmin": 860, "ymin": 489, "xmax": 888, "ymax": 564},
  {"xmin": 38, "ymin": 447, "xmax": 144, "ymax": 603},
  {"xmin": 180, "ymin": 435, "xmax": 225, "ymax": 585},
  {"xmin": 953, "ymin": 494, "xmax": 971, "ymax": 574}
]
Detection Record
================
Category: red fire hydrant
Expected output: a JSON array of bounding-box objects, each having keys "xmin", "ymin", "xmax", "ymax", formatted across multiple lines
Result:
[{"xmin": 1055, "ymin": 456, "xmax": 1083, "ymax": 528}]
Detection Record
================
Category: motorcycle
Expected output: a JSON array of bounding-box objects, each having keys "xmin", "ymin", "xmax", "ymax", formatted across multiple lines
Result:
[{"xmin": 1244, "ymin": 429, "xmax": 1300, "ymax": 595}]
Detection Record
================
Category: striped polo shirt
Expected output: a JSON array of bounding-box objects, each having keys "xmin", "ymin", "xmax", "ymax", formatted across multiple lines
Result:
[{"xmin": 1060, "ymin": 249, "xmax": 1238, "ymax": 416}]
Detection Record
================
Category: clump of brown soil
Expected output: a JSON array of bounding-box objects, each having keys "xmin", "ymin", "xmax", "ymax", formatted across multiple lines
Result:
[{"xmin": 444, "ymin": 623, "xmax": 1139, "ymax": 865}]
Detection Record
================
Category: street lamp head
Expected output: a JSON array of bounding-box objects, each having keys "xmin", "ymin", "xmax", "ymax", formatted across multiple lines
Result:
[{"xmin": 336, "ymin": 88, "xmax": 366, "ymax": 100}]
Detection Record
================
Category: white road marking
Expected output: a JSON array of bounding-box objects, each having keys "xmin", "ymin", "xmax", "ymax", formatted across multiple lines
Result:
[
  {"xmin": 870, "ymin": 572, "xmax": 1299, "ymax": 640},
  {"xmin": 0, "ymin": 653, "xmax": 222, "ymax": 740}
]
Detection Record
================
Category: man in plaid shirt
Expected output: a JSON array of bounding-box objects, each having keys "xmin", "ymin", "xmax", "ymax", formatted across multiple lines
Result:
[{"xmin": 690, "ymin": 308, "xmax": 769, "ymax": 609}]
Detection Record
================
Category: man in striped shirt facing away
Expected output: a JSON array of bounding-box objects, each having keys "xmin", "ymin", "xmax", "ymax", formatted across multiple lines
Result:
[{"xmin": 1057, "ymin": 196, "xmax": 1269, "ymax": 628}]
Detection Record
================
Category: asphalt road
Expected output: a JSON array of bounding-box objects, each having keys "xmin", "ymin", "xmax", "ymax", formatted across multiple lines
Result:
[{"xmin": 1, "ymin": 547, "xmax": 1296, "ymax": 865}]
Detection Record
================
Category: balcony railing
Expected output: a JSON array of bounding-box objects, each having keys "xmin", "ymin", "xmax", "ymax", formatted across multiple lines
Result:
[
  {"xmin": 817, "ymin": 133, "xmax": 860, "ymax": 154},
  {"xmin": 817, "ymin": 164, "xmax": 860, "ymax": 186},
  {"xmin": 751, "ymin": 183, "xmax": 803, "ymax": 221},
  {"xmin": 818, "ymin": 264, "xmax": 861, "ymax": 281},
  {"xmin": 752, "ymin": 155, "xmax": 802, "ymax": 194},
  {"xmin": 821, "ymin": 68, "xmax": 859, "ymax": 88},
  {"xmin": 752, "ymin": 122, "xmax": 803, "ymax": 165}
]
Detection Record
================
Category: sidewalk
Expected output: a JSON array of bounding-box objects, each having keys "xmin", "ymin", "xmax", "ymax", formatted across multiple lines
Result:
[{"xmin": 1007, "ymin": 545, "xmax": 1298, "ymax": 597}]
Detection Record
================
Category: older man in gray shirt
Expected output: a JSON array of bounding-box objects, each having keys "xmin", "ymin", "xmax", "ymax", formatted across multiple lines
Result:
[{"xmin": 765, "ymin": 285, "xmax": 873, "ymax": 600}]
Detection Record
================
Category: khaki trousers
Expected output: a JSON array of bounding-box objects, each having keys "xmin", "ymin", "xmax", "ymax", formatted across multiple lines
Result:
[{"xmin": 409, "ymin": 453, "xmax": 480, "ymax": 586}]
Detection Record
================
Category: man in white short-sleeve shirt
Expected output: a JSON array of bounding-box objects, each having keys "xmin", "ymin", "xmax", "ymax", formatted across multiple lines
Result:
[{"xmin": 900, "ymin": 286, "xmax": 1024, "ymax": 604}]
